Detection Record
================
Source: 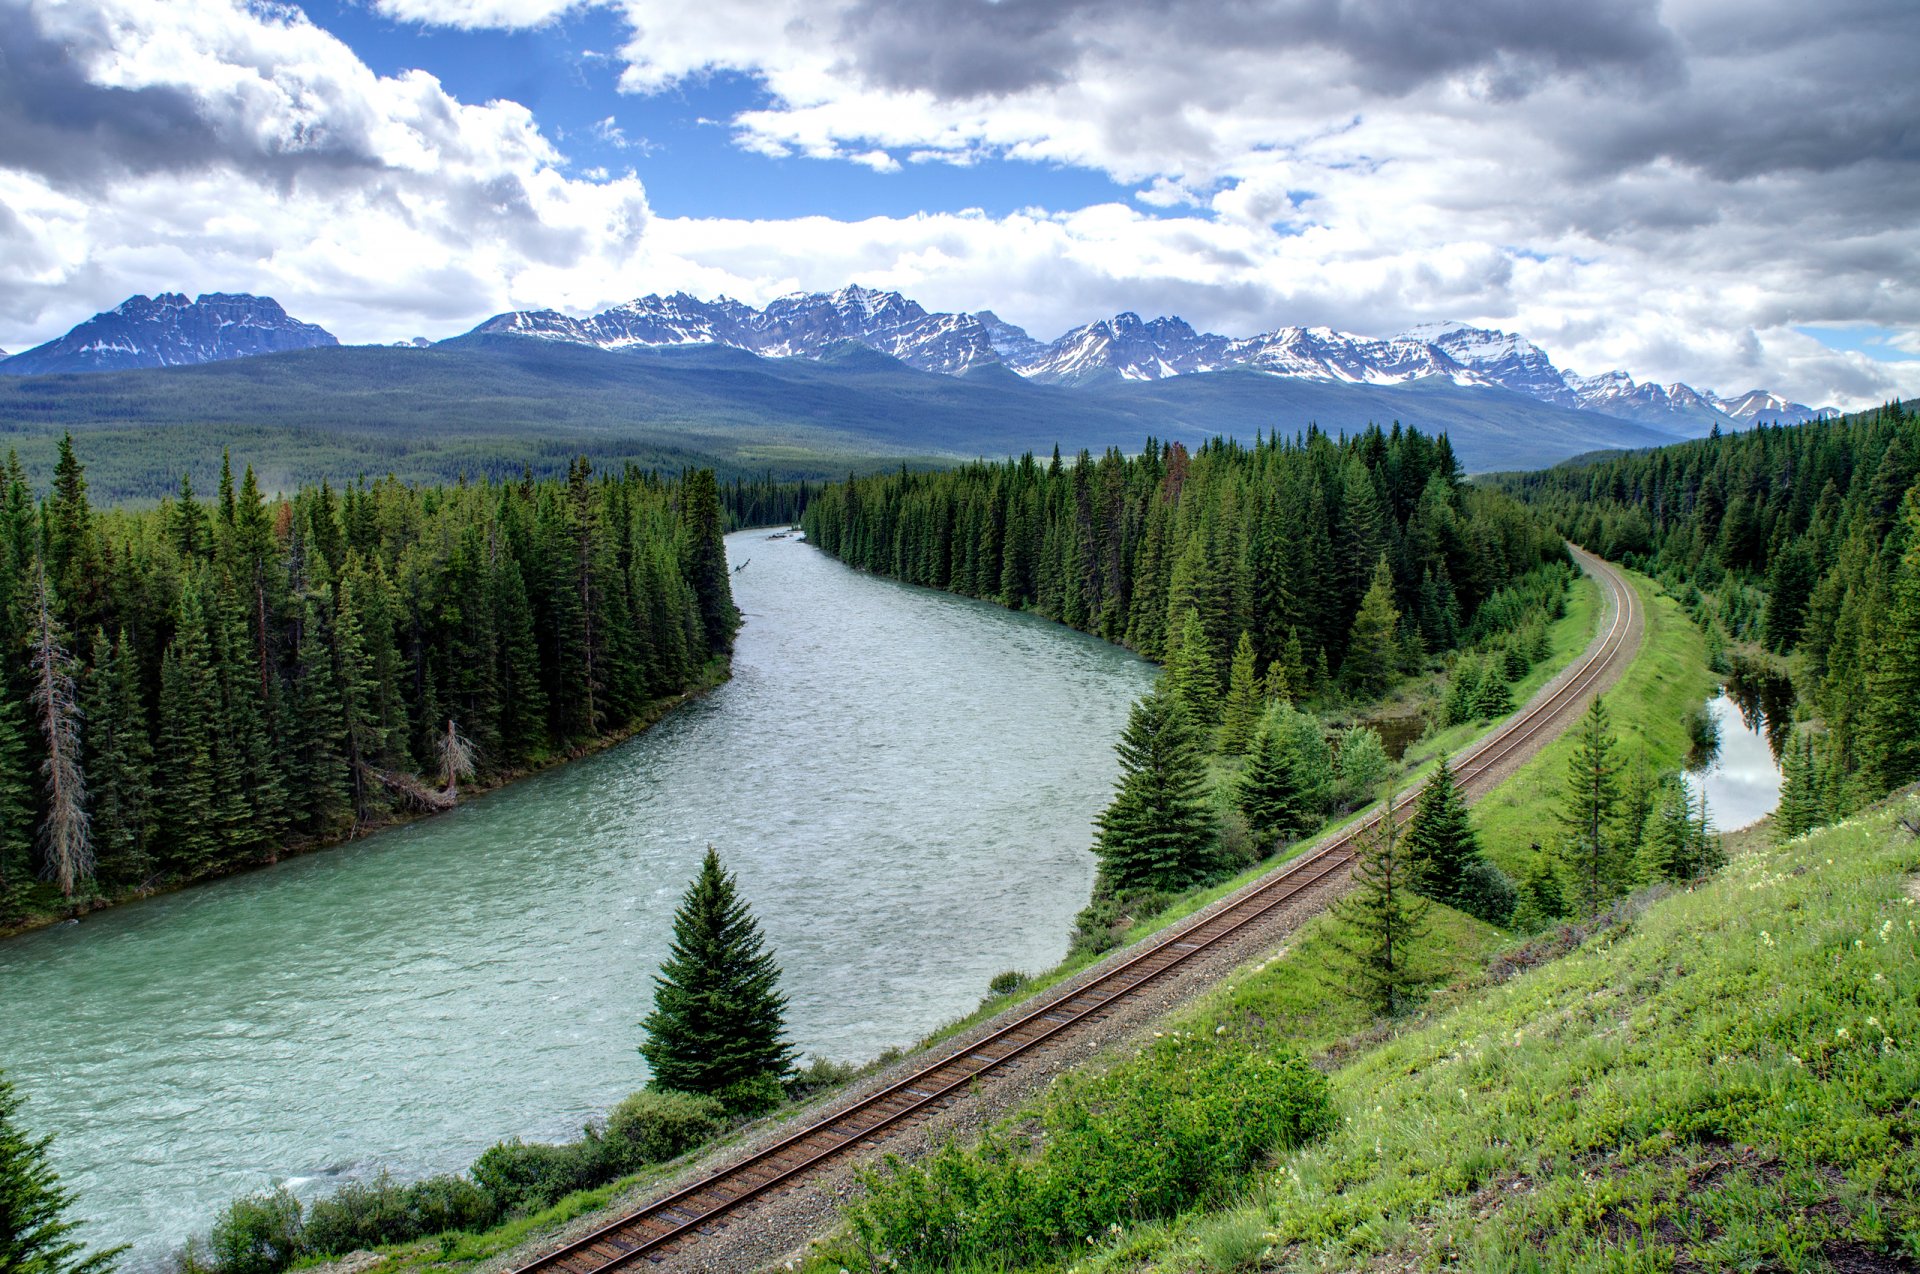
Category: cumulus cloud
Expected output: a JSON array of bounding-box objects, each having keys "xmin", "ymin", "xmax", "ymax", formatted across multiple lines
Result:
[
  {"xmin": 3, "ymin": 0, "xmax": 1916, "ymax": 412},
  {"xmin": 0, "ymin": 0, "xmax": 649, "ymax": 344}
]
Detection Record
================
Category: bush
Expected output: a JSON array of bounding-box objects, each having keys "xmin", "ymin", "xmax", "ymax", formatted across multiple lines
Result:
[
  {"xmin": 987, "ymin": 970, "xmax": 1029, "ymax": 997},
  {"xmin": 786, "ymin": 1055, "xmax": 863, "ymax": 1102},
  {"xmin": 1455, "ymin": 857, "xmax": 1518, "ymax": 926},
  {"xmin": 602, "ymin": 1090, "xmax": 729, "ymax": 1174},
  {"xmin": 849, "ymin": 1035, "xmax": 1336, "ymax": 1269},
  {"xmin": 1333, "ymin": 726, "xmax": 1389, "ymax": 807},
  {"xmin": 471, "ymin": 1137, "xmax": 603, "ymax": 1215},
  {"xmin": 715, "ymin": 1072, "xmax": 787, "ymax": 1119},
  {"xmin": 206, "ymin": 1187, "xmax": 302, "ymax": 1274},
  {"xmin": 300, "ymin": 1171, "xmax": 498, "ymax": 1255}
]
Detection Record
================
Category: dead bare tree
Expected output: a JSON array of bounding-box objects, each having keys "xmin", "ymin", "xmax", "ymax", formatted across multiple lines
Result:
[
  {"xmin": 437, "ymin": 718, "xmax": 476, "ymax": 799},
  {"xmin": 28, "ymin": 560, "xmax": 90, "ymax": 901}
]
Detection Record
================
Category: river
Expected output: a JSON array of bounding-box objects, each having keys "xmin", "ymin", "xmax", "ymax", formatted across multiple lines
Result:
[{"xmin": 0, "ymin": 529, "xmax": 1157, "ymax": 1263}]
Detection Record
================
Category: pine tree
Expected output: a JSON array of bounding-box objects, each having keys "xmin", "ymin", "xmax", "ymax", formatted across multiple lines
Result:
[
  {"xmin": 1341, "ymin": 557, "xmax": 1400, "ymax": 698},
  {"xmin": 0, "ymin": 685, "xmax": 33, "ymax": 923},
  {"xmin": 1093, "ymin": 680, "xmax": 1218, "ymax": 891},
  {"xmin": 1261, "ymin": 658, "xmax": 1292, "ymax": 706},
  {"xmin": 1164, "ymin": 607, "xmax": 1219, "ymax": 725},
  {"xmin": 1558, "ymin": 697, "xmax": 1622, "ymax": 915},
  {"xmin": 640, "ymin": 847, "xmax": 796, "ymax": 1104},
  {"xmin": 0, "ymin": 1072, "xmax": 122, "ymax": 1273},
  {"xmin": 1774, "ymin": 729, "xmax": 1826, "ymax": 843},
  {"xmin": 1280, "ymin": 627, "xmax": 1309, "ymax": 700},
  {"xmin": 83, "ymin": 631, "xmax": 153, "ymax": 891},
  {"xmin": 1861, "ymin": 491, "xmax": 1920, "ymax": 790},
  {"xmin": 1406, "ymin": 757, "xmax": 1478, "ymax": 904},
  {"xmin": 1236, "ymin": 703, "xmax": 1317, "ymax": 848},
  {"xmin": 154, "ymin": 584, "xmax": 223, "ymax": 876},
  {"xmin": 1328, "ymin": 802, "xmax": 1430, "ymax": 1016},
  {"xmin": 1218, "ymin": 631, "xmax": 1261, "ymax": 754},
  {"xmin": 1509, "ymin": 849, "xmax": 1568, "ymax": 932},
  {"xmin": 679, "ymin": 468, "xmax": 737, "ymax": 654}
]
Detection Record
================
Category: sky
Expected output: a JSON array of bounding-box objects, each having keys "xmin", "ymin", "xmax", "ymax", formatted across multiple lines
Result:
[{"xmin": 1, "ymin": 0, "xmax": 1916, "ymax": 409}]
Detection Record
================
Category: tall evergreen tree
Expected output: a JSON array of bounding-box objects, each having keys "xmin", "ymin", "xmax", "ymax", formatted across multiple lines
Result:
[
  {"xmin": 1861, "ymin": 491, "xmax": 1920, "ymax": 790},
  {"xmin": 1217, "ymin": 631, "xmax": 1261, "ymax": 754},
  {"xmin": 1341, "ymin": 557, "xmax": 1400, "ymax": 698},
  {"xmin": 1558, "ymin": 696, "xmax": 1623, "ymax": 915},
  {"xmin": 1163, "ymin": 607, "xmax": 1218, "ymax": 725},
  {"xmin": 82, "ymin": 631, "xmax": 152, "ymax": 891},
  {"xmin": 1235, "ymin": 703, "xmax": 1320, "ymax": 848},
  {"xmin": 1773, "ymin": 730, "xmax": 1827, "ymax": 843},
  {"xmin": 1093, "ymin": 680, "xmax": 1218, "ymax": 891},
  {"xmin": 1328, "ymin": 803, "xmax": 1430, "ymax": 1016},
  {"xmin": 679, "ymin": 468, "xmax": 737, "ymax": 655},
  {"xmin": 0, "ymin": 1072, "xmax": 123, "ymax": 1274},
  {"xmin": 0, "ymin": 685, "xmax": 33, "ymax": 923},
  {"xmin": 640, "ymin": 847, "xmax": 796, "ymax": 1102}
]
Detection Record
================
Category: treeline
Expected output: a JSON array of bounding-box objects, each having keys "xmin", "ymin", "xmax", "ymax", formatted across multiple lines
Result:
[
  {"xmin": 721, "ymin": 473, "xmax": 815, "ymax": 529},
  {"xmin": 1499, "ymin": 402, "xmax": 1920, "ymax": 824},
  {"xmin": 803, "ymin": 426, "xmax": 1566, "ymax": 696},
  {"xmin": 0, "ymin": 440, "xmax": 737, "ymax": 925}
]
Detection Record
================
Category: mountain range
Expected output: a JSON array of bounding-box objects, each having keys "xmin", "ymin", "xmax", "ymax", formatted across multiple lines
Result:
[{"xmin": 2, "ymin": 288, "xmax": 1834, "ymax": 437}]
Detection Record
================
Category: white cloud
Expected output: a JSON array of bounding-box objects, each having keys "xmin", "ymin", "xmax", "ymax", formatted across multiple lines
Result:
[{"xmin": 3, "ymin": 0, "xmax": 1916, "ymax": 413}]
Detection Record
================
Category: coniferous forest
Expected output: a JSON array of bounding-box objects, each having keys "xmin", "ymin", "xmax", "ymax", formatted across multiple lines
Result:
[
  {"xmin": 0, "ymin": 439, "xmax": 737, "ymax": 928},
  {"xmin": 1499, "ymin": 401, "xmax": 1920, "ymax": 831}
]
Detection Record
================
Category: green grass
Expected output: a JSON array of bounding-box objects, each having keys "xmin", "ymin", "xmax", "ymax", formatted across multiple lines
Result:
[
  {"xmin": 1474, "ymin": 572, "xmax": 1717, "ymax": 875},
  {"xmin": 1081, "ymin": 790, "xmax": 1920, "ymax": 1273}
]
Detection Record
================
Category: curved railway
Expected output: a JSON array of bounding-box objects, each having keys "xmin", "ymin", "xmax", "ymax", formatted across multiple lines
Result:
[{"xmin": 508, "ymin": 546, "xmax": 1641, "ymax": 1274}]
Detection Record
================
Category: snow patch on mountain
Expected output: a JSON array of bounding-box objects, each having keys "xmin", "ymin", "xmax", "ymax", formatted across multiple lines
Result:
[{"xmin": 0, "ymin": 293, "xmax": 337, "ymax": 376}]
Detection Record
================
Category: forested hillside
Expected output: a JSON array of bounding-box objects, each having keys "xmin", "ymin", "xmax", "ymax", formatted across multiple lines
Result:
[
  {"xmin": 1500, "ymin": 401, "xmax": 1920, "ymax": 824},
  {"xmin": 803, "ymin": 426, "xmax": 1562, "ymax": 691},
  {"xmin": 0, "ymin": 441, "xmax": 737, "ymax": 928}
]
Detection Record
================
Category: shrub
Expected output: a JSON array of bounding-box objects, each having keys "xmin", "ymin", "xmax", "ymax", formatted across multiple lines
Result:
[
  {"xmin": 300, "ymin": 1171, "xmax": 498, "ymax": 1255},
  {"xmin": 1455, "ymin": 857, "xmax": 1518, "ymax": 925},
  {"xmin": 715, "ymin": 1072, "xmax": 787, "ymax": 1119},
  {"xmin": 602, "ymin": 1090, "xmax": 729, "ymax": 1174},
  {"xmin": 849, "ymin": 1035, "xmax": 1335, "ymax": 1269},
  {"xmin": 785, "ymin": 1055, "xmax": 863, "ymax": 1102},
  {"xmin": 1333, "ymin": 726, "xmax": 1389, "ymax": 807},
  {"xmin": 471, "ymin": 1137, "xmax": 603, "ymax": 1215},
  {"xmin": 987, "ymin": 970, "xmax": 1029, "ymax": 997},
  {"xmin": 206, "ymin": 1187, "xmax": 302, "ymax": 1274}
]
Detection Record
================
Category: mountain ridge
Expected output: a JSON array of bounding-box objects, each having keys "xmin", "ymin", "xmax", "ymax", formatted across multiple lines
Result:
[{"xmin": 0, "ymin": 293, "xmax": 337, "ymax": 375}]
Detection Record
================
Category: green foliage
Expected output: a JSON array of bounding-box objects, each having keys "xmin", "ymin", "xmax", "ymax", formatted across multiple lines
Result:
[
  {"xmin": 601, "ymin": 1091, "xmax": 730, "ymax": 1175},
  {"xmin": 805, "ymin": 430, "xmax": 1566, "ymax": 703},
  {"xmin": 1331, "ymin": 724, "xmax": 1388, "ymax": 808},
  {"xmin": 1234, "ymin": 703, "xmax": 1327, "ymax": 850},
  {"xmin": 640, "ymin": 847, "xmax": 797, "ymax": 1102},
  {"xmin": 0, "ymin": 445, "xmax": 735, "ymax": 929},
  {"xmin": 298, "ymin": 1171, "xmax": 496, "ymax": 1255},
  {"xmin": 1499, "ymin": 401, "xmax": 1920, "ymax": 815},
  {"xmin": 1327, "ymin": 805, "xmax": 1432, "ymax": 1016},
  {"xmin": 1216, "ymin": 631, "xmax": 1261, "ymax": 754},
  {"xmin": 846, "ymin": 1033, "xmax": 1335, "ymax": 1270},
  {"xmin": 1093, "ymin": 681, "xmax": 1219, "ymax": 892},
  {"xmin": 470, "ymin": 1140, "xmax": 602, "ymax": 1218},
  {"xmin": 206, "ymin": 1189, "xmax": 301, "ymax": 1274},
  {"xmin": 0, "ymin": 1071, "xmax": 122, "ymax": 1274},
  {"xmin": 1557, "ymin": 697, "xmax": 1624, "ymax": 916},
  {"xmin": 1405, "ymin": 756, "xmax": 1511, "ymax": 923}
]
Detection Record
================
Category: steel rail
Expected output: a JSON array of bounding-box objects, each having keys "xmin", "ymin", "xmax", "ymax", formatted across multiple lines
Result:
[{"xmin": 507, "ymin": 547, "xmax": 1637, "ymax": 1274}]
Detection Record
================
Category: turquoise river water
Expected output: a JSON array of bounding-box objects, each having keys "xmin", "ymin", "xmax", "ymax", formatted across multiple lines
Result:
[{"xmin": 0, "ymin": 529, "xmax": 1157, "ymax": 1263}]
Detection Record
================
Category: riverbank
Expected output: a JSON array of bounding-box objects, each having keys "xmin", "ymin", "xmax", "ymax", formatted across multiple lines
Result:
[{"xmin": 0, "ymin": 655, "xmax": 734, "ymax": 942}]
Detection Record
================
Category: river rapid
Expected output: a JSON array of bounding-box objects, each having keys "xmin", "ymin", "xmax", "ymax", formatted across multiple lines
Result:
[{"xmin": 0, "ymin": 529, "xmax": 1157, "ymax": 1263}]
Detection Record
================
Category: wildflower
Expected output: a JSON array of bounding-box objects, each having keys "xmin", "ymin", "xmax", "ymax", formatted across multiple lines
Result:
[
  {"xmin": 1216, "ymin": 1025, "xmax": 1227, "ymax": 1035},
  {"xmin": 1868, "ymin": 1016, "xmax": 1880, "ymax": 1028},
  {"xmin": 1789, "ymin": 1054, "xmax": 1804, "ymax": 1066},
  {"xmin": 1837, "ymin": 1027, "xmax": 1851, "ymax": 1041},
  {"xmin": 1881, "ymin": 920, "xmax": 1894, "ymax": 942}
]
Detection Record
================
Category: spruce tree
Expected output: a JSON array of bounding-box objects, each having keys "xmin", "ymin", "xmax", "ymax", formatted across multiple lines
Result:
[
  {"xmin": 1341, "ymin": 557, "xmax": 1400, "ymax": 698},
  {"xmin": 640, "ymin": 847, "xmax": 796, "ymax": 1103},
  {"xmin": 1774, "ymin": 729, "xmax": 1826, "ymax": 843},
  {"xmin": 1510, "ymin": 849, "xmax": 1568, "ymax": 932},
  {"xmin": 680, "ymin": 468, "xmax": 737, "ymax": 654},
  {"xmin": 1236, "ymin": 703, "xmax": 1316, "ymax": 848},
  {"xmin": 0, "ymin": 1072, "xmax": 122, "ymax": 1273},
  {"xmin": 1328, "ymin": 802, "xmax": 1430, "ymax": 1016},
  {"xmin": 1861, "ymin": 491, "xmax": 1920, "ymax": 790},
  {"xmin": 1558, "ymin": 697, "xmax": 1623, "ymax": 915},
  {"xmin": 1218, "ymin": 631, "xmax": 1261, "ymax": 754},
  {"xmin": 154, "ymin": 585, "xmax": 223, "ymax": 876},
  {"xmin": 1093, "ymin": 680, "xmax": 1218, "ymax": 891},
  {"xmin": 1164, "ymin": 607, "xmax": 1218, "ymax": 725},
  {"xmin": 83, "ymin": 631, "xmax": 153, "ymax": 891},
  {"xmin": 0, "ymin": 685, "xmax": 33, "ymax": 923},
  {"xmin": 1406, "ymin": 757, "xmax": 1479, "ymax": 904}
]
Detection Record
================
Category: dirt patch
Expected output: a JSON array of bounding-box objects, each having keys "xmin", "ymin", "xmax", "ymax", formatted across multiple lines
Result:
[{"xmin": 1824, "ymin": 1242, "xmax": 1919, "ymax": 1274}]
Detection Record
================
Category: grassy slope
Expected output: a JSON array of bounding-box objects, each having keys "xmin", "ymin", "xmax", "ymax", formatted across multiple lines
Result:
[{"xmin": 1091, "ymin": 793, "xmax": 1920, "ymax": 1274}]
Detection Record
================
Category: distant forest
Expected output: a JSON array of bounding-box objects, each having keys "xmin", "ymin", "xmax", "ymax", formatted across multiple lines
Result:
[
  {"xmin": 802, "ymin": 426, "xmax": 1565, "ymax": 689},
  {"xmin": 1500, "ymin": 401, "xmax": 1920, "ymax": 827},
  {"xmin": 0, "ymin": 441, "xmax": 737, "ymax": 926}
]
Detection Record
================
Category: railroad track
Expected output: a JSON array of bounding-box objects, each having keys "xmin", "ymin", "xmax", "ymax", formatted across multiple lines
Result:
[{"xmin": 507, "ymin": 547, "xmax": 1640, "ymax": 1274}]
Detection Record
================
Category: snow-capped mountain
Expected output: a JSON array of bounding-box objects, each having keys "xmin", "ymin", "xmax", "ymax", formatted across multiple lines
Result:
[
  {"xmin": 1223, "ymin": 326, "xmax": 1487, "ymax": 388},
  {"xmin": 0, "ymin": 293, "xmax": 337, "ymax": 376},
  {"xmin": 1399, "ymin": 323, "xmax": 1579, "ymax": 407},
  {"xmin": 470, "ymin": 286, "xmax": 1004, "ymax": 376},
  {"xmin": 1715, "ymin": 389, "xmax": 1836, "ymax": 425},
  {"xmin": 1014, "ymin": 313, "xmax": 1230, "ymax": 383}
]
